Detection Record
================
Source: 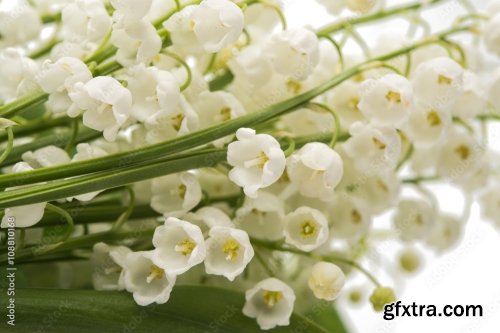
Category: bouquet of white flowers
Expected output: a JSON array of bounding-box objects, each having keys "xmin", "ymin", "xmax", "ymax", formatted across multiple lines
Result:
[{"xmin": 0, "ymin": 0, "xmax": 499, "ymax": 332}]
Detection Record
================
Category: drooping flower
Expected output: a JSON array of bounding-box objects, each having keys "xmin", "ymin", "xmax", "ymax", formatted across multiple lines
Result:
[
  {"xmin": 286, "ymin": 142, "xmax": 343, "ymax": 201},
  {"xmin": 204, "ymin": 226, "xmax": 254, "ymax": 281},
  {"xmin": 191, "ymin": 0, "xmax": 244, "ymax": 53},
  {"xmin": 393, "ymin": 199, "xmax": 435, "ymax": 242},
  {"xmin": 308, "ymin": 262, "xmax": 346, "ymax": 301},
  {"xmin": 122, "ymin": 251, "xmax": 176, "ymax": 306},
  {"xmin": 243, "ymin": 278, "xmax": 296, "ymax": 330},
  {"xmin": 90, "ymin": 242, "xmax": 131, "ymax": 291},
  {"xmin": 70, "ymin": 76, "xmax": 133, "ymax": 141},
  {"xmin": 152, "ymin": 217, "xmax": 206, "ymax": 275},
  {"xmin": 283, "ymin": 206, "xmax": 329, "ymax": 252},
  {"xmin": 265, "ymin": 28, "xmax": 320, "ymax": 80},
  {"xmin": 227, "ymin": 128, "xmax": 286, "ymax": 198}
]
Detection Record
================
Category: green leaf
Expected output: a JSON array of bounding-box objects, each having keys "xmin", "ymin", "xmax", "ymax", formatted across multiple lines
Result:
[
  {"xmin": 305, "ymin": 301, "xmax": 350, "ymax": 333},
  {"xmin": 0, "ymin": 286, "xmax": 343, "ymax": 333}
]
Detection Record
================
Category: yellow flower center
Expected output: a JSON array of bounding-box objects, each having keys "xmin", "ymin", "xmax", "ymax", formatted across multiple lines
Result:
[
  {"xmin": 351, "ymin": 210, "xmax": 362, "ymax": 224},
  {"xmin": 263, "ymin": 290, "xmax": 283, "ymax": 308},
  {"xmin": 438, "ymin": 74, "xmax": 452, "ymax": 85},
  {"xmin": 348, "ymin": 96, "xmax": 360, "ymax": 112},
  {"xmin": 171, "ymin": 113, "xmax": 184, "ymax": 131},
  {"xmin": 220, "ymin": 107, "xmax": 232, "ymax": 121},
  {"xmin": 146, "ymin": 265, "xmax": 164, "ymax": 283},
  {"xmin": 301, "ymin": 220, "xmax": 317, "ymax": 238},
  {"xmin": 454, "ymin": 145, "xmax": 470, "ymax": 160},
  {"xmin": 386, "ymin": 91, "xmax": 402, "ymax": 104},
  {"xmin": 175, "ymin": 239, "xmax": 196, "ymax": 256},
  {"xmin": 372, "ymin": 137, "xmax": 386, "ymax": 150},
  {"xmin": 427, "ymin": 111, "xmax": 442, "ymax": 127},
  {"xmin": 178, "ymin": 184, "xmax": 187, "ymax": 199},
  {"xmin": 286, "ymin": 79, "xmax": 302, "ymax": 95},
  {"xmin": 223, "ymin": 239, "xmax": 240, "ymax": 261}
]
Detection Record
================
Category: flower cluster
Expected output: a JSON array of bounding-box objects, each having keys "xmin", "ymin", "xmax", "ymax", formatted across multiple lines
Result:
[{"xmin": 1, "ymin": 0, "xmax": 500, "ymax": 331}]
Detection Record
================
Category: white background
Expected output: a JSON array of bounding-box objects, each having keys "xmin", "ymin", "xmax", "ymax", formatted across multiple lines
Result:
[{"xmin": 283, "ymin": 1, "xmax": 500, "ymax": 332}]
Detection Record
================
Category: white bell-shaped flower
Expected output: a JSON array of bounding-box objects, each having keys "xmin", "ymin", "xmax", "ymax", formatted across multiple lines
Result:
[
  {"xmin": 0, "ymin": 0, "xmax": 42, "ymax": 47},
  {"xmin": 326, "ymin": 80, "xmax": 364, "ymax": 128},
  {"xmin": 235, "ymin": 191, "xmax": 285, "ymax": 241},
  {"xmin": 265, "ymin": 28, "xmax": 320, "ymax": 80},
  {"xmin": 426, "ymin": 214, "xmax": 462, "ymax": 253},
  {"xmin": 0, "ymin": 48, "xmax": 39, "ymax": 102},
  {"xmin": 61, "ymin": 0, "xmax": 111, "ymax": 43},
  {"xmin": 150, "ymin": 171, "xmax": 202, "ymax": 217},
  {"xmin": 343, "ymin": 122, "xmax": 401, "ymax": 176},
  {"xmin": 191, "ymin": 0, "xmax": 244, "ymax": 53},
  {"xmin": 184, "ymin": 206, "xmax": 234, "ymax": 233},
  {"xmin": 411, "ymin": 57, "xmax": 464, "ymax": 112},
  {"xmin": 287, "ymin": 142, "xmax": 343, "ymax": 202},
  {"xmin": 435, "ymin": 128, "xmax": 482, "ymax": 179},
  {"xmin": 479, "ymin": 187, "xmax": 500, "ymax": 228},
  {"xmin": 393, "ymin": 199, "xmax": 435, "ymax": 242},
  {"xmin": 69, "ymin": 76, "xmax": 133, "ymax": 141},
  {"xmin": 280, "ymin": 107, "xmax": 334, "ymax": 137},
  {"xmin": 346, "ymin": 0, "xmax": 378, "ymax": 13},
  {"xmin": 406, "ymin": 101, "xmax": 451, "ymax": 146},
  {"xmin": 452, "ymin": 70, "xmax": 487, "ymax": 119},
  {"xmin": 110, "ymin": 0, "xmax": 152, "ymax": 20},
  {"xmin": 195, "ymin": 91, "xmax": 246, "ymax": 147},
  {"xmin": 227, "ymin": 128, "xmax": 286, "ymax": 198},
  {"xmin": 243, "ymin": 278, "xmax": 296, "ymax": 330},
  {"xmin": 328, "ymin": 194, "xmax": 371, "ymax": 240},
  {"xmin": 204, "ymin": 226, "xmax": 254, "ymax": 281},
  {"xmin": 484, "ymin": 13, "xmax": 500, "ymax": 57},
  {"xmin": 91, "ymin": 242, "xmax": 131, "ymax": 291},
  {"xmin": 163, "ymin": 6, "xmax": 203, "ymax": 55},
  {"xmin": 22, "ymin": 145, "xmax": 70, "ymax": 168},
  {"xmin": 122, "ymin": 251, "xmax": 176, "ymax": 306},
  {"xmin": 316, "ymin": 0, "xmax": 345, "ymax": 15},
  {"xmin": 308, "ymin": 262, "xmax": 345, "ymax": 301},
  {"xmin": 111, "ymin": 16, "xmax": 162, "ymax": 66},
  {"xmin": 124, "ymin": 64, "xmax": 180, "ymax": 124},
  {"xmin": 68, "ymin": 143, "xmax": 108, "ymax": 202},
  {"xmin": 36, "ymin": 57, "xmax": 92, "ymax": 117},
  {"xmin": 284, "ymin": 206, "xmax": 329, "ymax": 252},
  {"xmin": 228, "ymin": 45, "xmax": 273, "ymax": 87},
  {"xmin": 152, "ymin": 217, "xmax": 206, "ymax": 275},
  {"xmin": 0, "ymin": 162, "xmax": 47, "ymax": 228},
  {"xmin": 358, "ymin": 74, "xmax": 413, "ymax": 127}
]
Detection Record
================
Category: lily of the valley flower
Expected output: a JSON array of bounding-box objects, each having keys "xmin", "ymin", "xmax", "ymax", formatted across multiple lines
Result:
[
  {"xmin": 393, "ymin": 199, "xmax": 436, "ymax": 242},
  {"xmin": 308, "ymin": 262, "xmax": 346, "ymax": 301},
  {"xmin": 152, "ymin": 217, "xmax": 206, "ymax": 275},
  {"xmin": 150, "ymin": 171, "xmax": 202, "ymax": 217},
  {"xmin": 122, "ymin": 251, "xmax": 176, "ymax": 306},
  {"xmin": 284, "ymin": 206, "xmax": 329, "ymax": 252},
  {"xmin": 205, "ymin": 226, "xmax": 254, "ymax": 281},
  {"xmin": 358, "ymin": 74, "xmax": 414, "ymax": 128},
  {"xmin": 91, "ymin": 242, "xmax": 131, "ymax": 291},
  {"xmin": 243, "ymin": 278, "xmax": 296, "ymax": 330},
  {"xmin": 265, "ymin": 28, "xmax": 320, "ymax": 80},
  {"xmin": 227, "ymin": 128, "xmax": 286, "ymax": 198},
  {"xmin": 191, "ymin": 0, "xmax": 244, "ymax": 53},
  {"xmin": 70, "ymin": 76, "xmax": 133, "ymax": 141},
  {"xmin": 36, "ymin": 57, "xmax": 93, "ymax": 117},
  {"xmin": 286, "ymin": 142, "xmax": 344, "ymax": 201},
  {"xmin": 0, "ymin": 162, "xmax": 47, "ymax": 228}
]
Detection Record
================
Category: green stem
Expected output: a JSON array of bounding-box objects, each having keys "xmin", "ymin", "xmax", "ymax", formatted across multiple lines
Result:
[
  {"xmin": 64, "ymin": 119, "xmax": 80, "ymax": 152},
  {"xmin": 45, "ymin": 203, "xmax": 75, "ymax": 241},
  {"xmin": 317, "ymin": 0, "xmax": 447, "ymax": 36},
  {"xmin": 162, "ymin": 51, "xmax": 193, "ymax": 91},
  {"xmin": 318, "ymin": 34, "xmax": 345, "ymax": 72},
  {"xmin": 252, "ymin": 239, "xmax": 382, "ymax": 287},
  {"xmin": 111, "ymin": 187, "xmax": 135, "ymax": 231},
  {"xmin": 0, "ymin": 127, "xmax": 14, "ymax": 164},
  {"xmin": 307, "ymin": 103, "xmax": 341, "ymax": 148}
]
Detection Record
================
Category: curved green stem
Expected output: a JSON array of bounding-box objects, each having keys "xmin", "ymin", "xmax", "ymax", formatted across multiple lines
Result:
[
  {"xmin": 0, "ymin": 127, "xmax": 14, "ymax": 164},
  {"xmin": 307, "ymin": 103, "xmax": 341, "ymax": 148},
  {"xmin": 282, "ymin": 136, "xmax": 296, "ymax": 157},
  {"xmin": 162, "ymin": 51, "xmax": 193, "ymax": 91},
  {"xmin": 252, "ymin": 239, "xmax": 382, "ymax": 287},
  {"xmin": 64, "ymin": 119, "xmax": 80, "ymax": 153},
  {"xmin": 318, "ymin": 34, "xmax": 345, "ymax": 72},
  {"xmin": 111, "ymin": 187, "xmax": 135, "ymax": 231},
  {"xmin": 45, "ymin": 203, "xmax": 75, "ymax": 241}
]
